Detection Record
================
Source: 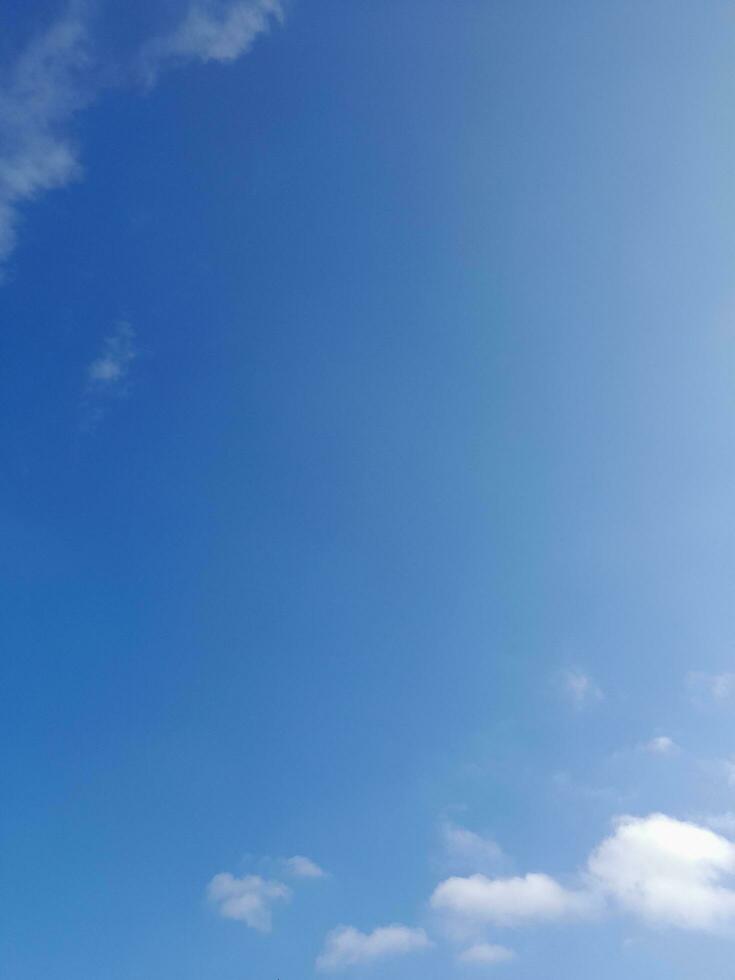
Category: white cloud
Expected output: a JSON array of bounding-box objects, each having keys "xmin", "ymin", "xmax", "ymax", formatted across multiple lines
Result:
[
  {"xmin": 431, "ymin": 872, "xmax": 598, "ymax": 929},
  {"xmin": 0, "ymin": 1, "xmax": 282, "ymax": 271},
  {"xmin": 316, "ymin": 924, "xmax": 432, "ymax": 972},
  {"xmin": 588, "ymin": 814, "xmax": 735, "ymax": 931},
  {"xmin": 140, "ymin": 0, "xmax": 282, "ymax": 83},
  {"xmin": 282, "ymin": 855, "xmax": 326, "ymax": 879},
  {"xmin": 441, "ymin": 820, "xmax": 504, "ymax": 873},
  {"xmin": 0, "ymin": 4, "xmax": 91, "ymax": 269},
  {"xmin": 206, "ymin": 872, "xmax": 291, "ymax": 932},
  {"xmin": 645, "ymin": 736, "xmax": 678, "ymax": 755},
  {"xmin": 88, "ymin": 322, "xmax": 136, "ymax": 387},
  {"xmin": 432, "ymin": 814, "xmax": 735, "ymax": 940},
  {"xmin": 458, "ymin": 943, "xmax": 515, "ymax": 966},
  {"xmin": 562, "ymin": 670, "xmax": 603, "ymax": 708}
]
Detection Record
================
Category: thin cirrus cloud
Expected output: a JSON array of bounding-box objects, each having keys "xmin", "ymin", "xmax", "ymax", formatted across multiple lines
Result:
[
  {"xmin": 0, "ymin": 0, "xmax": 282, "ymax": 272},
  {"xmin": 281, "ymin": 854, "xmax": 327, "ymax": 879},
  {"xmin": 315, "ymin": 924, "xmax": 432, "ymax": 972},
  {"xmin": 139, "ymin": 0, "xmax": 283, "ymax": 84},
  {"xmin": 562, "ymin": 669, "xmax": 603, "ymax": 709},
  {"xmin": 440, "ymin": 819, "xmax": 505, "ymax": 874},
  {"xmin": 431, "ymin": 813, "xmax": 735, "ymax": 937},
  {"xmin": 206, "ymin": 872, "xmax": 291, "ymax": 932},
  {"xmin": 458, "ymin": 942, "xmax": 516, "ymax": 966},
  {"xmin": 87, "ymin": 322, "xmax": 136, "ymax": 388},
  {"xmin": 688, "ymin": 671, "xmax": 735, "ymax": 705},
  {"xmin": 644, "ymin": 735, "xmax": 678, "ymax": 755}
]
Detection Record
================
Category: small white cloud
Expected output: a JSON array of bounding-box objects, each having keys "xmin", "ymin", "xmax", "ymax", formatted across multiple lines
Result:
[
  {"xmin": 88, "ymin": 322, "xmax": 136, "ymax": 387},
  {"xmin": 645, "ymin": 736, "xmax": 678, "ymax": 755},
  {"xmin": 282, "ymin": 855, "xmax": 326, "ymax": 879},
  {"xmin": 562, "ymin": 670, "xmax": 603, "ymax": 709},
  {"xmin": 206, "ymin": 872, "xmax": 290, "ymax": 932},
  {"xmin": 431, "ymin": 872, "xmax": 598, "ymax": 929},
  {"xmin": 441, "ymin": 820, "xmax": 504, "ymax": 873},
  {"xmin": 140, "ymin": 0, "xmax": 282, "ymax": 83},
  {"xmin": 458, "ymin": 943, "xmax": 515, "ymax": 966},
  {"xmin": 316, "ymin": 924, "xmax": 431, "ymax": 972}
]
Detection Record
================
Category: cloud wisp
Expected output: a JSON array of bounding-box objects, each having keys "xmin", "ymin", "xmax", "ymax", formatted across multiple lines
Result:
[
  {"xmin": 440, "ymin": 819, "xmax": 505, "ymax": 874},
  {"xmin": 139, "ymin": 0, "xmax": 283, "ymax": 84},
  {"xmin": 207, "ymin": 872, "xmax": 291, "ymax": 932},
  {"xmin": 562, "ymin": 670, "xmax": 603, "ymax": 709},
  {"xmin": 87, "ymin": 321, "xmax": 137, "ymax": 388},
  {"xmin": 0, "ymin": 3, "xmax": 91, "ymax": 272},
  {"xmin": 316, "ymin": 924, "xmax": 432, "ymax": 972},
  {"xmin": 0, "ymin": 1, "xmax": 282, "ymax": 273},
  {"xmin": 281, "ymin": 855, "xmax": 327, "ymax": 879}
]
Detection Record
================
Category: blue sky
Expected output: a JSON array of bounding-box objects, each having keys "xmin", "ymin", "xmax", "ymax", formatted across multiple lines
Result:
[{"xmin": 2, "ymin": 1, "xmax": 735, "ymax": 977}]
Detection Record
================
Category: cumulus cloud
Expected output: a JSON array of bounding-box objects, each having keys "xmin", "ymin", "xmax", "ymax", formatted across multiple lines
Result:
[
  {"xmin": 458, "ymin": 942, "xmax": 515, "ymax": 966},
  {"xmin": 316, "ymin": 924, "xmax": 432, "ymax": 972},
  {"xmin": 589, "ymin": 814, "xmax": 735, "ymax": 932},
  {"xmin": 0, "ymin": 1, "xmax": 281, "ymax": 271},
  {"xmin": 140, "ymin": 0, "xmax": 282, "ymax": 83},
  {"xmin": 206, "ymin": 872, "xmax": 291, "ymax": 932},
  {"xmin": 431, "ymin": 814, "xmax": 735, "ymax": 939},
  {"xmin": 282, "ymin": 855, "xmax": 326, "ymax": 879},
  {"xmin": 440, "ymin": 820, "xmax": 504, "ymax": 873},
  {"xmin": 432, "ymin": 872, "xmax": 598, "ymax": 929},
  {"xmin": 562, "ymin": 670, "xmax": 603, "ymax": 708}
]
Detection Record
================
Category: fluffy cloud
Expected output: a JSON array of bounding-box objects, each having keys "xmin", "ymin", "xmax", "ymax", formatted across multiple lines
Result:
[
  {"xmin": 316, "ymin": 924, "xmax": 431, "ymax": 972},
  {"xmin": 206, "ymin": 872, "xmax": 291, "ymax": 932},
  {"xmin": 432, "ymin": 872, "xmax": 598, "ymax": 929},
  {"xmin": 589, "ymin": 814, "xmax": 735, "ymax": 931},
  {"xmin": 140, "ymin": 0, "xmax": 282, "ymax": 82},
  {"xmin": 282, "ymin": 855, "xmax": 326, "ymax": 878},
  {"xmin": 432, "ymin": 814, "xmax": 735, "ymax": 939},
  {"xmin": 458, "ymin": 943, "xmax": 515, "ymax": 966}
]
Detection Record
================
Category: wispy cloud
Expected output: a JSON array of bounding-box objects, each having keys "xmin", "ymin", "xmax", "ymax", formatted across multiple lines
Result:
[
  {"xmin": 0, "ymin": 1, "xmax": 282, "ymax": 273},
  {"xmin": 316, "ymin": 924, "xmax": 432, "ymax": 972},
  {"xmin": 87, "ymin": 321, "xmax": 136, "ymax": 388},
  {"xmin": 281, "ymin": 854, "xmax": 327, "ymax": 879},
  {"xmin": 688, "ymin": 672, "xmax": 735, "ymax": 706},
  {"xmin": 0, "ymin": 2, "xmax": 91, "ymax": 271},
  {"xmin": 458, "ymin": 942, "xmax": 515, "ymax": 966},
  {"xmin": 562, "ymin": 669, "xmax": 604, "ymax": 709},
  {"xmin": 439, "ymin": 819, "xmax": 505, "ymax": 874},
  {"xmin": 206, "ymin": 872, "xmax": 291, "ymax": 932},
  {"xmin": 139, "ymin": 0, "xmax": 283, "ymax": 84},
  {"xmin": 644, "ymin": 735, "xmax": 678, "ymax": 755}
]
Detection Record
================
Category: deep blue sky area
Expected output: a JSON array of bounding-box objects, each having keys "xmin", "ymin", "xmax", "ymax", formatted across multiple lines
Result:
[{"xmin": 2, "ymin": 2, "xmax": 735, "ymax": 978}]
